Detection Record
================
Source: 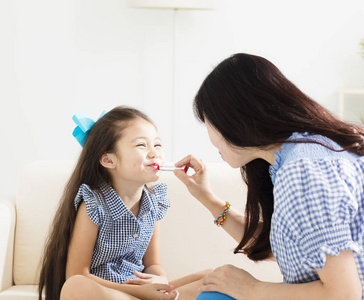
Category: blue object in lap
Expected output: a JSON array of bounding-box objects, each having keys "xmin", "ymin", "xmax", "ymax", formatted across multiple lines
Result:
[{"xmin": 196, "ymin": 292, "xmax": 235, "ymax": 300}]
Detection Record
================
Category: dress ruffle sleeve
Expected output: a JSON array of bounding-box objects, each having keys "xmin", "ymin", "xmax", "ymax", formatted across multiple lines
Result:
[
  {"xmin": 272, "ymin": 158, "xmax": 364, "ymax": 272},
  {"xmin": 269, "ymin": 148, "xmax": 283, "ymax": 185},
  {"xmin": 74, "ymin": 183, "xmax": 103, "ymax": 226},
  {"xmin": 149, "ymin": 183, "xmax": 170, "ymax": 221}
]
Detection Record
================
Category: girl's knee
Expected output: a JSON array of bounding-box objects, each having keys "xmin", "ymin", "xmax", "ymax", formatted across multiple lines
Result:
[{"xmin": 60, "ymin": 275, "xmax": 88, "ymax": 300}]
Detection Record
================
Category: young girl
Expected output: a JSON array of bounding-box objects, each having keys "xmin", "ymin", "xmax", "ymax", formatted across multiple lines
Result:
[
  {"xmin": 173, "ymin": 53, "xmax": 364, "ymax": 300},
  {"xmin": 38, "ymin": 106, "xmax": 207, "ymax": 300}
]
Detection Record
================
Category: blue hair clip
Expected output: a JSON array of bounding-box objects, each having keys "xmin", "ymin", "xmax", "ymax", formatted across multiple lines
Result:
[{"xmin": 72, "ymin": 110, "xmax": 107, "ymax": 147}]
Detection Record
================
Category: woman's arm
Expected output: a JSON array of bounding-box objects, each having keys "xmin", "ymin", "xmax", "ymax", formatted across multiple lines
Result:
[
  {"xmin": 66, "ymin": 202, "xmax": 176, "ymax": 299},
  {"xmin": 174, "ymin": 155, "xmax": 246, "ymax": 243},
  {"xmin": 201, "ymin": 250, "xmax": 362, "ymax": 300}
]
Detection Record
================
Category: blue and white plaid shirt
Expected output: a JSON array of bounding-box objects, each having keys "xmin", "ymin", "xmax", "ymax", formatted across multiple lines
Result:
[
  {"xmin": 269, "ymin": 132, "xmax": 364, "ymax": 298},
  {"xmin": 74, "ymin": 182, "xmax": 170, "ymax": 283}
]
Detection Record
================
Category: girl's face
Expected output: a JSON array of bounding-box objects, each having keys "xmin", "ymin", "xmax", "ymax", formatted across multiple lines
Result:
[
  {"xmin": 108, "ymin": 118, "xmax": 165, "ymax": 185},
  {"xmin": 205, "ymin": 119, "xmax": 261, "ymax": 168}
]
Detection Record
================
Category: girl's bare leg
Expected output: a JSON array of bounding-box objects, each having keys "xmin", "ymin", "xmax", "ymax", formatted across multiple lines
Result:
[
  {"xmin": 60, "ymin": 275, "xmax": 139, "ymax": 300},
  {"xmin": 170, "ymin": 269, "xmax": 213, "ymax": 300}
]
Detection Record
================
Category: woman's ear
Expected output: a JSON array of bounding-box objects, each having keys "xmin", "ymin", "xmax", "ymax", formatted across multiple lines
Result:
[{"xmin": 100, "ymin": 153, "xmax": 115, "ymax": 169}]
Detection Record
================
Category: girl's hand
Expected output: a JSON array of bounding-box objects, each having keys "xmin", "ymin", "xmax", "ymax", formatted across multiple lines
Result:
[
  {"xmin": 135, "ymin": 284, "xmax": 179, "ymax": 300},
  {"xmin": 125, "ymin": 271, "xmax": 169, "ymax": 285},
  {"xmin": 200, "ymin": 264, "xmax": 258, "ymax": 300},
  {"xmin": 173, "ymin": 155, "xmax": 214, "ymax": 202}
]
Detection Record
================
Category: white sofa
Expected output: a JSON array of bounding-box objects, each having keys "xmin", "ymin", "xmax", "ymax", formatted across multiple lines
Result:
[{"xmin": 0, "ymin": 160, "xmax": 282, "ymax": 300}]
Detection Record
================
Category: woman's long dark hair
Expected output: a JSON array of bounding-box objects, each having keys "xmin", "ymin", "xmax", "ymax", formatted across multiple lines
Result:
[
  {"xmin": 194, "ymin": 53, "xmax": 364, "ymax": 261},
  {"xmin": 38, "ymin": 106, "xmax": 154, "ymax": 300}
]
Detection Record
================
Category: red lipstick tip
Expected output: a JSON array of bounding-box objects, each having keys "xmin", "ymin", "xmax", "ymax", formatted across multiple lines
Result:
[{"xmin": 150, "ymin": 163, "xmax": 160, "ymax": 170}]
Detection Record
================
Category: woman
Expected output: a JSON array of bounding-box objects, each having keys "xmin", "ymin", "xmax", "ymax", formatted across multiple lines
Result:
[{"xmin": 173, "ymin": 53, "xmax": 364, "ymax": 300}]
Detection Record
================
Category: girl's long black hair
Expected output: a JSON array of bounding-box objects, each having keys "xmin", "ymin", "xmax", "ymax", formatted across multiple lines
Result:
[{"xmin": 194, "ymin": 53, "xmax": 364, "ymax": 261}]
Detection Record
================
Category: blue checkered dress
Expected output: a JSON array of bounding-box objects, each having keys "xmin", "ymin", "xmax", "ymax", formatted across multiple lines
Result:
[
  {"xmin": 74, "ymin": 182, "xmax": 170, "ymax": 283},
  {"xmin": 269, "ymin": 132, "xmax": 364, "ymax": 298}
]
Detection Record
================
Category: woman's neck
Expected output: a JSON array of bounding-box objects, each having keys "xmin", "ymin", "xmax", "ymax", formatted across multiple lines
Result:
[{"xmin": 260, "ymin": 144, "xmax": 282, "ymax": 166}]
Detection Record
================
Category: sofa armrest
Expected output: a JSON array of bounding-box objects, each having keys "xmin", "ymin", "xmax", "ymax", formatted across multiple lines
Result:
[{"xmin": 0, "ymin": 197, "xmax": 16, "ymax": 292}]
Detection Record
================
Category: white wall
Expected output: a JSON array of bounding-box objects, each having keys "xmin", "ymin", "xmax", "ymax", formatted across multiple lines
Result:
[{"xmin": 1, "ymin": 0, "xmax": 364, "ymax": 197}]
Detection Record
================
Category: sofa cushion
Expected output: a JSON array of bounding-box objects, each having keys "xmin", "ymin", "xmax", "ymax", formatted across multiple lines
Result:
[
  {"xmin": 14, "ymin": 161, "xmax": 74, "ymax": 285},
  {"xmin": 0, "ymin": 285, "xmax": 41, "ymax": 300}
]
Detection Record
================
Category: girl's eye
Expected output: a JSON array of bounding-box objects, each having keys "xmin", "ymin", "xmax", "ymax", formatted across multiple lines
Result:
[
  {"xmin": 155, "ymin": 144, "xmax": 162, "ymax": 148},
  {"xmin": 137, "ymin": 143, "xmax": 146, "ymax": 147}
]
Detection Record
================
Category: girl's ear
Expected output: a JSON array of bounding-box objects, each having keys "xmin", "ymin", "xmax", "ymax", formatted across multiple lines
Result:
[{"xmin": 100, "ymin": 153, "xmax": 115, "ymax": 169}]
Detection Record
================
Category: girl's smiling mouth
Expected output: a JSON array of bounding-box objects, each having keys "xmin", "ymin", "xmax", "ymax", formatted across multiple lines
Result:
[{"xmin": 149, "ymin": 163, "xmax": 160, "ymax": 171}]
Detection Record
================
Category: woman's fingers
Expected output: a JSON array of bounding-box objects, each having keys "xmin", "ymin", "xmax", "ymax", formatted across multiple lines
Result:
[
  {"xmin": 173, "ymin": 154, "xmax": 213, "ymax": 202},
  {"xmin": 174, "ymin": 154, "xmax": 193, "ymax": 168},
  {"xmin": 202, "ymin": 270, "xmax": 220, "ymax": 286},
  {"xmin": 199, "ymin": 272, "xmax": 221, "ymax": 293},
  {"xmin": 175, "ymin": 154, "xmax": 205, "ymax": 172},
  {"xmin": 174, "ymin": 155, "xmax": 206, "ymax": 183},
  {"xmin": 199, "ymin": 284, "xmax": 219, "ymax": 293},
  {"xmin": 199, "ymin": 265, "xmax": 257, "ymax": 299}
]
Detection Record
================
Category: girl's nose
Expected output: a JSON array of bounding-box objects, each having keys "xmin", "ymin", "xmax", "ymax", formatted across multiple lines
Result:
[{"xmin": 147, "ymin": 149, "xmax": 158, "ymax": 158}]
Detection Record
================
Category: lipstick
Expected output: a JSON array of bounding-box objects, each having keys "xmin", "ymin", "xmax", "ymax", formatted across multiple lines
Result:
[{"xmin": 160, "ymin": 166, "xmax": 189, "ymax": 173}]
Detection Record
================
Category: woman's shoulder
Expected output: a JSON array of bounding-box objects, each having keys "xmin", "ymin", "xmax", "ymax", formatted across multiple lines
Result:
[
  {"xmin": 269, "ymin": 132, "xmax": 360, "ymax": 183},
  {"xmin": 280, "ymin": 132, "xmax": 351, "ymax": 163}
]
